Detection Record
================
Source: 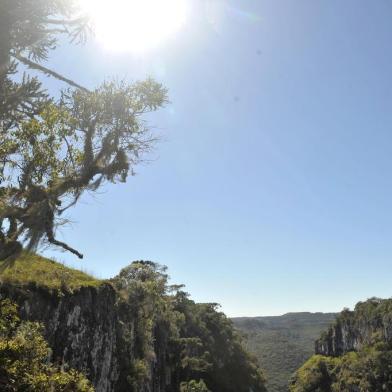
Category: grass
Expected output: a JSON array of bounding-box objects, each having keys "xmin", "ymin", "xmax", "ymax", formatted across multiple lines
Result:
[{"xmin": 0, "ymin": 252, "xmax": 102, "ymax": 290}]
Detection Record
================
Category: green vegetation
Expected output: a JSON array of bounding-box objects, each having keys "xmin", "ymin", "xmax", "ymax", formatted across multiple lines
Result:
[
  {"xmin": 112, "ymin": 260, "xmax": 267, "ymax": 392},
  {"xmin": 0, "ymin": 299, "xmax": 93, "ymax": 391},
  {"xmin": 290, "ymin": 344, "xmax": 392, "ymax": 392},
  {"xmin": 290, "ymin": 298, "xmax": 392, "ymax": 392},
  {"xmin": 0, "ymin": 252, "xmax": 101, "ymax": 290},
  {"xmin": 180, "ymin": 379, "xmax": 211, "ymax": 392},
  {"xmin": 233, "ymin": 312, "xmax": 336, "ymax": 392}
]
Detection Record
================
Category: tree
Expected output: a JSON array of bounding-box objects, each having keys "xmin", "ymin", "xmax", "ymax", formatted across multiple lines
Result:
[
  {"xmin": 0, "ymin": 0, "xmax": 168, "ymax": 260},
  {"xmin": 112, "ymin": 261, "xmax": 267, "ymax": 392},
  {"xmin": 290, "ymin": 346, "xmax": 392, "ymax": 392},
  {"xmin": 172, "ymin": 294, "xmax": 267, "ymax": 392},
  {"xmin": 180, "ymin": 379, "xmax": 211, "ymax": 392},
  {"xmin": 289, "ymin": 355, "xmax": 334, "ymax": 392}
]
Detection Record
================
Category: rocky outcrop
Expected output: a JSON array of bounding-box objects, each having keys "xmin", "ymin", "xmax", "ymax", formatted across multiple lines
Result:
[
  {"xmin": 0, "ymin": 283, "xmax": 121, "ymax": 391},
  {"xmin": 0, "ymin": 282, "xmax": 170, "ymax": 392},
  {"xmin": 315, "ymin": 298, "xmax": 392, "ymax": 356}
]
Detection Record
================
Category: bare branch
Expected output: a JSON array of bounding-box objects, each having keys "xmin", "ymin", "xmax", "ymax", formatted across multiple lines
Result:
[
  {"xmin": 45, "ymin": 17, "xmax": 88, "ymax": 26},
  {"xmin": 46, "ymin": 234, "xmax": 83, "ymax": 259},
  {"xmin": 13, "ymin": 54, "xmax": 90, "ymax": 92}
]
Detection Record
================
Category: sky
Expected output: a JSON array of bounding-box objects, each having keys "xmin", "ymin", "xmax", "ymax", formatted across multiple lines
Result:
[{"xmin": 42, "ymin": 0, "xmax": 392, "ymax": 317}]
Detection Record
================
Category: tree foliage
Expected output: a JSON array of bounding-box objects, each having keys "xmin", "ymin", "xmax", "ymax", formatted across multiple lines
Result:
[
  {"xmin": 290, "ymin": 345, "xmax": 392, "ymax": 392},
  {"xmin": 0, "ymin": 0, "xmax": 167, "ymax": 260},
  {"xmin": 0, "ymin": 299, "xmax": 94, "ymax": 391},
  {"xmin": 111, "ymin": 261, "xmax": 267, "ymax": 392},
  {"xmin": 180, "ymin": 379, "xmax": 211, "ymax": 392}
]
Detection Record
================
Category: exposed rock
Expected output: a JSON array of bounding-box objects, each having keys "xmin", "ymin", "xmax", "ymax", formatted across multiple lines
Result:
[
  {"xmin": 315, "ymin": 298, "xmax": 392, "ymax": 356},
  {"xmin": 0, "ymin": 283, "xmax": 124, "ymax": 391},
  {"xmin": 0, "ymin": 282, "xmax": 176, "ymax": 392}
]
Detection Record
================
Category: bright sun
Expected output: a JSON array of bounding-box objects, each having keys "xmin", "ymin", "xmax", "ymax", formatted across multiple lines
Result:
[{"xmin": 80, "ymin": 0, "xmax": 188, "ymax": 52}]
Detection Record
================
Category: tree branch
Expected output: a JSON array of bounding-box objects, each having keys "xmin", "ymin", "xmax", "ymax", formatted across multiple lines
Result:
[
  {"xmin": 46, "ymin": 231, "xmax": 83, "ymax": 259},
  {"xmin": 13, "ymin": 54, "xmax": 90, "ymax": 92},
  {"xmin": 45, "ymin": 17, "xmax": 87, "ymax": 26}
]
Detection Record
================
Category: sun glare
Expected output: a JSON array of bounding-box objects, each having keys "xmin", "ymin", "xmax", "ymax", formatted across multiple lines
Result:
[{"xmin": 80, "ymin": 0, "xmax": 188, "ymax": 52}]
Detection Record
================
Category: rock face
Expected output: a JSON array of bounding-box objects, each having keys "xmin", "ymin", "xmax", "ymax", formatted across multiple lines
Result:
[
  {"xmin": 0, "ymin": 282, "xmax": 167, "ymax": 392},
  {"xmin": 315, "ymin": 298, "xmax": 392, "ymax": 357}
]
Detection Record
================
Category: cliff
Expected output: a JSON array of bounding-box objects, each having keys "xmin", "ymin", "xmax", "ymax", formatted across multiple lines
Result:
[
  {"xmin": 0, "ymin": 254, "xmax": 266, "ymax": 392},
  {"xmin": 290, "ymin": 297, "xmax": 392, "ymax": 392},
  {"xmin": 0, "ymin": 282, "xmax": 121, "ymax": 391},
  {"xmin": 315, "ymin": 297, "xmax": 392, "ymax": 356}
]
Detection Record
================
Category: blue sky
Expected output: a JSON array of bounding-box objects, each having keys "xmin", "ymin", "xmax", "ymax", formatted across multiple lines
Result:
[{"xmin": 43, "ymin": 0, "xmax": 392, "ymax": 316}]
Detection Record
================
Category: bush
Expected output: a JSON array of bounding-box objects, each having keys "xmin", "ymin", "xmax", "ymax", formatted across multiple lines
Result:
[
  {"xmin": 290, "ymin": 346, "xmax": 392, "ymax": 392},
  {"xmin": 180, "ymin": 379, "xmax": 211, "ymax": 392}
]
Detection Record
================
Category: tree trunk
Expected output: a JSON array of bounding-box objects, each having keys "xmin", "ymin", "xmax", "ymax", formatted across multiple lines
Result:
[{"xmin": 0, "ymin": 241, "xmax": 22, "ymax": 261}]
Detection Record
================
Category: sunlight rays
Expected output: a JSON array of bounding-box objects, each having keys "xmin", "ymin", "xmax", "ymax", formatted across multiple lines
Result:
[{"xmin": 80, "ymin": 0, "xmax": 188, "ymax": 52}]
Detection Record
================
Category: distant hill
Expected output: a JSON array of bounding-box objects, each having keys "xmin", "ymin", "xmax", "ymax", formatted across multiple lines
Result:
[{"xmin": 232, "ymin": 312, "xmax": 337, "ymax": 392}]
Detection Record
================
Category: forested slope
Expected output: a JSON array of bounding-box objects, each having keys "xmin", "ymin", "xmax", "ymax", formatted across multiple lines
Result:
[{"xmin": 233, "ymin": 312, "xmax": 336, "ymax": 392}]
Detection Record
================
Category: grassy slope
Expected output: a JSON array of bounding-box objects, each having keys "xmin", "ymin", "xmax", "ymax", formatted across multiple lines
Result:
[
  {"xmin": 0, "ymin": 253, "xmax": 101, "ymax": 290},
  {"xmin": 232, "ymin": 312, "xmax": 337, "ymax": 392}
]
